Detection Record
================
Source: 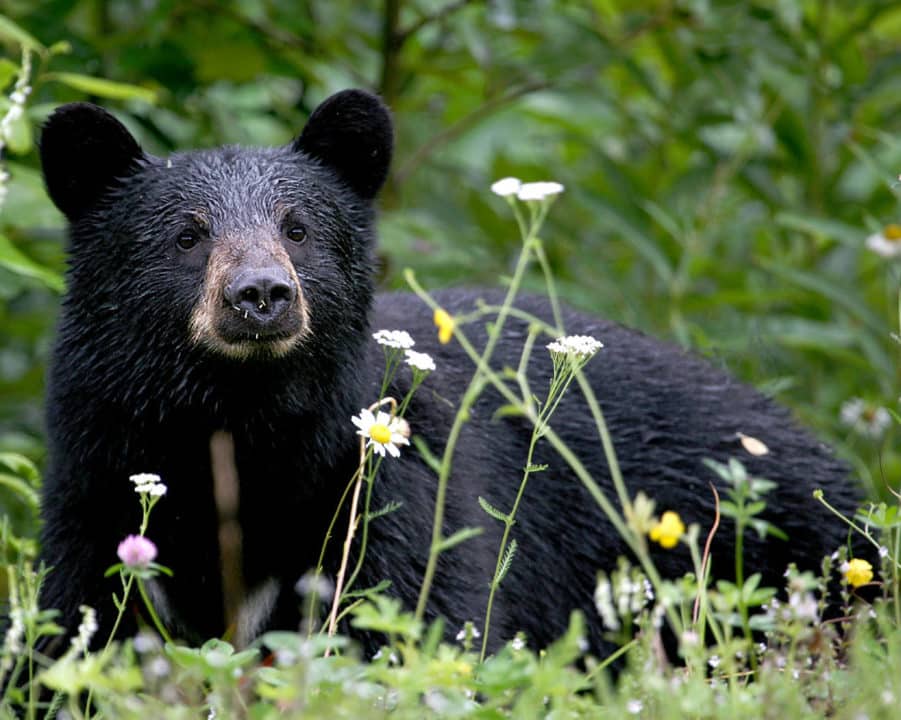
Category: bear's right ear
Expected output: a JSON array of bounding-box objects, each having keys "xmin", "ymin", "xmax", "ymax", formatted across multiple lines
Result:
[
  {"xmin": 293, "ymin": 89, "xmax": 393, "ymax": 200},
  {"xmin": 40, "ymin": 103, "xmax": 145, "ymax": 221}
]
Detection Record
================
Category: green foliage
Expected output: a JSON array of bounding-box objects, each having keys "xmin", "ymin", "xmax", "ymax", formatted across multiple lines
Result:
[
  {"xmin": 3, "ymin": 1, "xmax": 901, "ymax": 717},
  {"xmin": 1, "ymin": 0, "xmax": 901, "ymax": 491}
]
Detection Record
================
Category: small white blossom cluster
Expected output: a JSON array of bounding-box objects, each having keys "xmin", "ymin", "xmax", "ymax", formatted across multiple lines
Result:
[
  {"xmin": 455, "ymin": 622, "xmax": 481, "ymax": 643},
  {"xmin": 840, "ymin": 398, "xmax": 891, "ymax": 439},
  {"xmin": 70, "ymin": 604, "xmax": 98, "ymax": 655},
  {"xmin": 404, "ymin": 349, "xmax": 436, "ymax": 372},
  {"xmin": 130, "ymin": 472, "xmax": 167, "ymax": 496},
  {"xmin": 1, "ymin": 607, "xmax": 24, "ymax": 675},
  {"xmin": 490, "ymin": 176, "xmax": 565, "ymax": 201},
  {"xmin": 294, "ymin": 571, "xmax": 335, "ymax": 603},
  {"xmin": 372, "ymin": 329, "xmax": 436, "ymax": 372},
  {"xmin": 547, "ymin": 335, "xmax": 603, "ymax": 360},
  {"xmin": 593, "ymin": 564, "xmax": 653, "ymax": 632},
  {"xmin": 372, "ymin": 329, "xmax": 415, "ymax": 349},
  {"xmin": 0, "ymin": 51, "xmax": 33, "ymax": 211}
]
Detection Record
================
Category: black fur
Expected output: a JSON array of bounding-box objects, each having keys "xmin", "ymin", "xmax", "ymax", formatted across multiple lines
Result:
[{"xmin": 36, "ymin": 89, "xmax": 860, "ymax": 659}]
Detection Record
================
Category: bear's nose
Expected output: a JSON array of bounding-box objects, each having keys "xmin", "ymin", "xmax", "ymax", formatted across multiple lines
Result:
[{"xmin": 225, "ymin": 269, "xmax": 296, "ymax": 323}]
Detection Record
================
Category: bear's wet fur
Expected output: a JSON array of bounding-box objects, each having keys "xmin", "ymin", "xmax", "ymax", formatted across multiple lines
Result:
[{"xmin": 37, "ymin": 89, "xmax": 860, "ymax": 659}]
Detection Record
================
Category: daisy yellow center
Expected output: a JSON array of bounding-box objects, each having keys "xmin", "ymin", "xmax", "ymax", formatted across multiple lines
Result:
[
  {"xmin": 369, "ymin": 423, "xmax": 392, "ymax": 445},
  {"xmin": 884, "ymin": 224, "xmax": 901, "ymax": 241}
]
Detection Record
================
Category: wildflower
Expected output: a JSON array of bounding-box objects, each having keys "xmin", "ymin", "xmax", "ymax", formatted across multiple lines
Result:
[
  {"xmin": 71, "ymin": 605, "xmax": 98, "ymax": 655},
  {"xmin": 708, "ymin": 654, "xmax": 721, "ymax": 669},
  {"xmin": 294, "ymin": 572, "xmax": 335, "ymax": 603},
  {"xmin": 131, "ymin": 472, "xmax": 168, "ymax": 496},
  {"xmin": 843, "ymin": 558, "xmax": 874, "ymax": 588},
  {"xmin": 840, "ymin": 398, "xmax": 891, "ymax": 439},
  {"xmin": 351, "ymin": 408, "xmax": 410, "ymax": 458},
  {"xmin": 517, "ymin": 181, "xmax": 565, "ymax": 201},
  {"xmin": 879, "ymin": 545, "xmax": 889, "ymax": 559},
  {"xmin": 490, "ymin": 177, "xmax": 522, "ymax": 197},
  {"xmin": 594, "ymin": 576, "xmax": 619, "ymax": 630},
  {"xmin": 405, "ymin": 349, "xmax": 436, "ymax": 372},
  {"xmin": 433, "ymin": 308, "xmax": 455, "ymax": 344},
  {"xmin": 626, "ymin": 699, "xmax": 643, "ymax": 715},
  {"xmin": 2, "ymin": 608, "xmax": 23, "ymax": 664},
  {"xmin": 117, "ymin": 534, "xmax": 158, "ymax": 568},
  {"xmin": 865, "ymin": 224, "xmax": 901, "ymax": 258},
  {"xmin": 455, "ymin": 623, "xmax": 481, "ymax": 642},
  {"xmin": 649, "ymin": 511, "xmax": 685, "ymax": 549},
  {"xmin": 372, "ymin": 329, "xmax": 415, "ymax": 349},
  {"xmin": 547, "ymin": 335, "xmax": 603, "ymax": 360},
  {"xmin": 511, "ymin": 635, "xmax": 526, "ymax": 651}
]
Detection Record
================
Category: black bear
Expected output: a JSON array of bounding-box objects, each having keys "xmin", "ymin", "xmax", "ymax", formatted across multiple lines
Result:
[{"xmin": 36, "ymin": 89, "xmax": 860, "ymax": 659}]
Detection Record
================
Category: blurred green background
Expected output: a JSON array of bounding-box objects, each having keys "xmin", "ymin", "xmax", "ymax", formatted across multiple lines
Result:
[{"xmin": 1, "ymin": 0, "xmax": 901, "ymax": 547}]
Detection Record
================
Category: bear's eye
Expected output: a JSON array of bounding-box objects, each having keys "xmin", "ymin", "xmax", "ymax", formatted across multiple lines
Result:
[
  {"xmin": 176, "ymin": 230, "xmax": 201, "ymax": 251},
  {"xmin": 286, "ymin": 226, "xmax": 307, "ymax": 244}
]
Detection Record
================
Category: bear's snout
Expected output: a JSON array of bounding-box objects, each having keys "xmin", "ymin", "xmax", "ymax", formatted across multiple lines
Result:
[{"xmin": 225, "ymin": 268, "xmax": 297, "ymax": 325}]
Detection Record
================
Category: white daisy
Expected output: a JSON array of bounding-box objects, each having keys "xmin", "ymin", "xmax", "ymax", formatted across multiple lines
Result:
[
  {"xmin": 865, "ymin": 224, "xmax": 901, "ymax": 258},
  {"xmin": 405, "ymin": 349, "xmax": 436, "ymax": 372},
  {"xmin": 547, "ymin": 335, "xmax": 603, "ymax": 360},
  {"xmin": 517, "ymin": 181, "xmax": 564, "ymax": 201},
  {"xmin": 372, "ymin": 330, "xmax": 415, "ymax": 349},
  {"xmin": 351, "ymin": 408, "xmax": 410, "ymax": 458},
  {"xmin": 490, "ymin": 177, "xmax": 522, "ymax": 197},
  {"xmin": 840, "ymin": 398, "xmax": 891, "ymax": 439}
]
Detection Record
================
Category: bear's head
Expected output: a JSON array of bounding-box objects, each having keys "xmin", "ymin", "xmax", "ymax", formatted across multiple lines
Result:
[{"xmin": 40, "ymin": 90, "xmax": 393, "ymax": 365}]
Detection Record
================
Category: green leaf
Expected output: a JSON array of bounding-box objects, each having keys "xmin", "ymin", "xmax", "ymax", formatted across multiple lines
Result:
[
  {"xmin": 45, "ymin": 72, "xmax": 157, "ymax": 103},
  {"xmin": 525, "ymin": 463, "xmax": 548, "ymax": 473},
  {"xmin": 436, "ymin": 525, "xmax": 484, "ymax": 552},
  {"xmin": 0, "ymin": 58, "xmax": 17, "ymax": 90},
  {"xmin": 0, "ymin": 473, "xmax": 39, "ymax": 510},
  {"xmin": 494, "ymin": 538, "xmax": 518, "ymax": 585},
  {"xmin": 0, "ymin": 15, "xmax": 44, "ymax": 52},
  {"xmin": 478, "ymin": 495, "xmax": 508, "ymax": 522},
  {"xmin": 342, "ymin": 578, "xmax": 392, "ymax": 599},
  {"xmin": 0, "ymin": 451, "xmax": 40, "ymax": 484},
  {"xmin": 411, "ymin": 435, "xmax": 441, "ymax": 473},
  {"xmin": 775, "ymin": 212, "xmax": 863, "ymax": 247},
  {"xmin": 367, "ymin": 500, "xmax": 403, "ymax": 521},
  {"xmin": 0, "ymin": 233, "xmax": 64, "ymax": 291}
]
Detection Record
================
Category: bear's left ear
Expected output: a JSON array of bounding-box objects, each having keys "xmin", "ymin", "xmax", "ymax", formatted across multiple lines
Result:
[
  {"xmin": 293, "ymin": 89, "xmax": 394, "ymax": 200},
  {"xmin": 40, "ymin": 103, "xmax": 146, "ymax": 222}
]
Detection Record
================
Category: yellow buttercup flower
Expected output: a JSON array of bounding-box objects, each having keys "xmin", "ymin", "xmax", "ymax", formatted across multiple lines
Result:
[
  {"xmin": 434, "ymin": 307, "xmax": 455, "ymax": 344},
  {"xmin": 843, "ymin": 558, "xmax": 873, "ymax": 588},
  {"xmin": 649, "ymin": 511, "xmax": 685, "ymax": 549}
]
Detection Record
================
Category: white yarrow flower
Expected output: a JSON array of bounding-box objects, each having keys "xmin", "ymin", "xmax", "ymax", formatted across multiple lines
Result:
[
  {"xmin": 547, "ymin": 335, "xmax": 603, "ymax": 360},
  {"xmin": 372, "ymin": 329, "xmax": 415, "ymax": 349},
  {"xmin": 404, "ymin": 349, "xmax": 436, "ymax": 372},
  {"xmin": 517, "ymin": 181, "xmax": 564, "ymax": 201},
  {"xmin": 490, "ymin": 177, "xmax": 522, "ymax": 197},
  {"xmin": 130, "ymin": 472, "xmax": 168, "ymax": 495},
  {"xmin": 351, "ymin": 408, "xmax": 410, "ymax": 458},
  {"xmin": 71, "ymin": 605, "xmax": 98, "ymax": 655}
]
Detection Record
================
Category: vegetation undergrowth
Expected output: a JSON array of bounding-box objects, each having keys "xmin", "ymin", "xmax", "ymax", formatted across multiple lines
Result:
[
  {"xmin": 0, "ymin": 174, "xmax": 898, "ymax": 720},
  {"xmin": 3, "ymin": 10, "xmax": 901, "ymax": 719}
]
